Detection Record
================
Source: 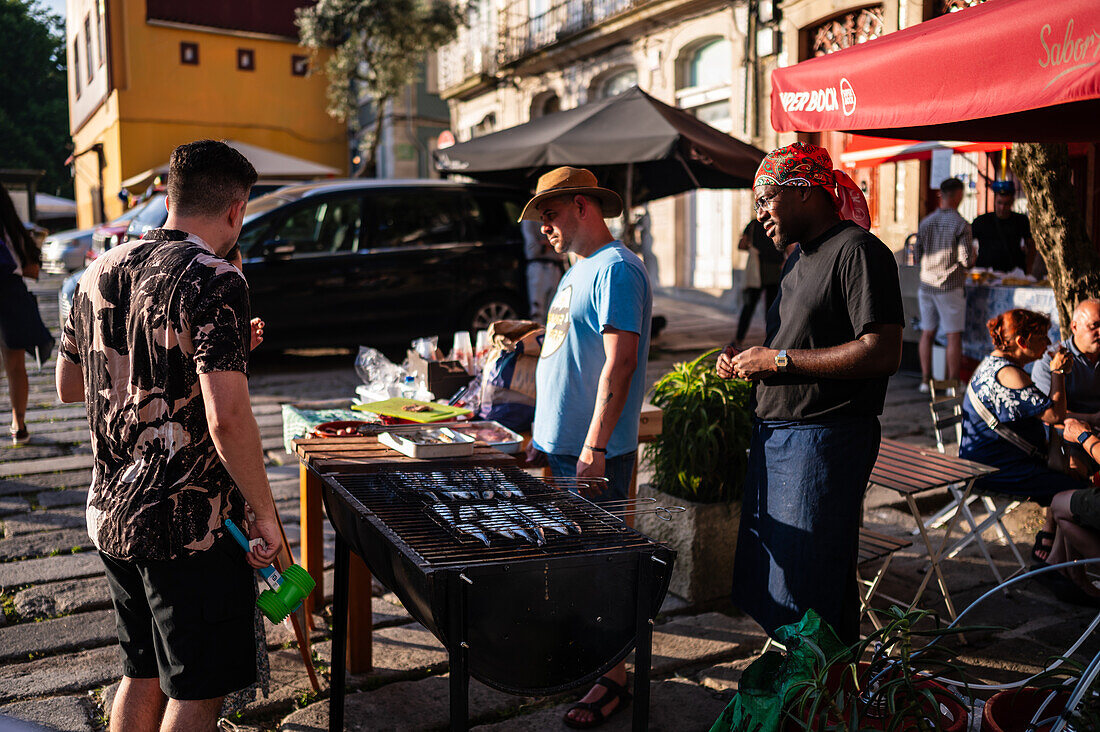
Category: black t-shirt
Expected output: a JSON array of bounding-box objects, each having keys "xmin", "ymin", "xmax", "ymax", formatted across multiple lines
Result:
[
  {"xmin": 754, "ymin": 221, "xmax": 904, "ymax": 421},
  {"xmin": 972, "ymin": 212, "xmax": 1029, "ymax": 272}
]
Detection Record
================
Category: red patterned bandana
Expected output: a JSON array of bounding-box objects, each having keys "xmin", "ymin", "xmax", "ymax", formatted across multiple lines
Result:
[{"xmin": 754, "ymin": 141, "xmax": 871, "ymax": 230}]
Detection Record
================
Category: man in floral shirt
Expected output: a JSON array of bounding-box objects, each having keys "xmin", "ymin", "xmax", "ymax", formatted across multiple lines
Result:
[{"xmin": 56, "ymin": 140, "xmax": 280, "ymax": 731}]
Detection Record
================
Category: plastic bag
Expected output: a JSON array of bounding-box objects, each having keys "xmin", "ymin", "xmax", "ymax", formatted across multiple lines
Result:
[
  {"xmin": 709, "ymin": 610, "xmax": 850, "ymax": 732},
  {"xmin": 354, "ymin": 346, "xmax": 406, "ymax": 391},
  {"xmin": 411, "ymin": 336, "xmax": 439, "ymax": 361}
]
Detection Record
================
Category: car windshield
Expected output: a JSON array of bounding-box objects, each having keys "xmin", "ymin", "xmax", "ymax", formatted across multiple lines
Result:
[
  {"xmin": 244, "ymin": 189, "xmax": 306, "ymax": 222},
  {"xmin": 110, "ymin": 206, "xmax": 142, "ymax": 225},
  {"xmin": 127, "ymin": 193, "xmax": 168, "ymax": 236}
]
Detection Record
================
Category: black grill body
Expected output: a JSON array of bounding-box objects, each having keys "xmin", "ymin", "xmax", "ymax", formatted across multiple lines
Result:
[{"xmin": 321, "ymin": 466, "xmax": 675, "ymax": 731}]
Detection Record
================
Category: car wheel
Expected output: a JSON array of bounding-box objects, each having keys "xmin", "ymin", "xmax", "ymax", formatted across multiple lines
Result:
[{"xmin": 465, "ymin": 295, "xmax": 522, "ymax": 333}]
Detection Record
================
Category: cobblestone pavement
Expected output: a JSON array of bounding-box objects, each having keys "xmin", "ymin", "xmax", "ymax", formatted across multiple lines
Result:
[{"xmin": 0, "ymin": 276, "xmax": 1094, "ymax": 731}]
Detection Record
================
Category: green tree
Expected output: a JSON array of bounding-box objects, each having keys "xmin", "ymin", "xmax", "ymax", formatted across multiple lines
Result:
[
  {"xmin": 0, "ymin": 0, "xmax": 71, "ymax": 197},
  {"xmin": 1011, "ymin": 143, "xmax": 1100, "ymax": 332},
  {"xmin": 295, "ymin": 0, "xmax": 460, "ymax": 177}
]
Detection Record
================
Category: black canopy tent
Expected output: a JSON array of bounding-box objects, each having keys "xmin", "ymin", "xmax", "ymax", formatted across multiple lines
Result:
[{"xmin": 434, "ymin": 87, "xmax": 767, "ymax": 220}]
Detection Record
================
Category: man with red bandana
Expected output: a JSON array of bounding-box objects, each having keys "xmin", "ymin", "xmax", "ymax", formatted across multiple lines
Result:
[{"xmin": 716, "ymin": 141, "xmax": 904, "ymax": 643}]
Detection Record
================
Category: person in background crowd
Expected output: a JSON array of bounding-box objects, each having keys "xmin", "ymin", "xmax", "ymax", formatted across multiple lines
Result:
[
  {"xmin": 959, "ymin": 309, "xmax": 1092, "ymax": 603},
  {"xmin": 524, "ymin": 167, "xmax": 651, "ymax": 728},
  {"xmin": 521, "ymin": 218, "xmax": 565, "ymax": 323},
  {"xmin": 972, "ymin": 180, "xmax": 1035, "ymax": 275},
  {"xmin": 915, "ymin": 177, "xmax": 973, "ymax": 391},
  {"xmin": 717, "ymin": 141, "xmax": 904, "ymax": 645},
  {"xmin": 56, "ymin": 140, "xmax": 281, "ymax": 731},
  {"xmin": 734, "ymin": 219, "xmax": 783, "ymax": 347},
  {"xmin": 1031, "ymin": 300, "xmax": 1100, "ymax": 554},
  {"xmin": 0, "ymin": 182, "xmax": 43, "ymax": 445}
]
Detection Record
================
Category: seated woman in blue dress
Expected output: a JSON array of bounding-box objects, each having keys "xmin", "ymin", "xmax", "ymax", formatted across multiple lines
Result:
[{"xmin": 960, "ymin": 309, "xmax": 1088, "ymax": 594}]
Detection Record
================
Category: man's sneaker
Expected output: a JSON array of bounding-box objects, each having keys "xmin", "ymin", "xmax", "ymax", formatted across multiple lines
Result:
[
  {"xmin": 918, "ymin": 382, "xmax": 930, "ymax": 394},
  {"xmin": 10, "ymin": 428, "xmax": 29, "ymax": 446}
]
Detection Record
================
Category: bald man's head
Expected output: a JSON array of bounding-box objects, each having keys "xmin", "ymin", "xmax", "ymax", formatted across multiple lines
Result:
[{"xmin": 1071, "ymin": 300, "xmax": 1100, "ymax": 357}]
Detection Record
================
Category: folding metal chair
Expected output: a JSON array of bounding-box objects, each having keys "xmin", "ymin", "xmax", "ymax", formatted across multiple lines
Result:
[
  {"xmin": 857, "ymin": 528, "xmax": 912, "ymax": 630},
  {"xmin": 923, "ymin": 380, "xmax": 1027, "ymax": 582}
]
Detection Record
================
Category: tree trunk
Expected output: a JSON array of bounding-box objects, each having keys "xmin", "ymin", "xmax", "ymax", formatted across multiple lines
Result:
[
  {"xmin": 355, "ymin": 95, "xmax": 390, "ymax": 179},
  {"xmin": 1010, "ymin": 142, "xmax": 1100, "ymax": 334}
]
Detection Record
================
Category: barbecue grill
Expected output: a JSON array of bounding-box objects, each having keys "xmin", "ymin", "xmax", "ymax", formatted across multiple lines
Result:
[{"xmin": 322, "ymin": 465, "xmax": 676, "ymax": 731}]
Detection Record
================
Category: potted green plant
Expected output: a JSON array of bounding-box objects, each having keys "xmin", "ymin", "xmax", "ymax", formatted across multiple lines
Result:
[
  {"xmin": 637, "ymin": 348, "xmax": 753, "ymax": 602},
  {"xmin": 712, "ymin": 607, "xmax": 975, "ymax": 732}
]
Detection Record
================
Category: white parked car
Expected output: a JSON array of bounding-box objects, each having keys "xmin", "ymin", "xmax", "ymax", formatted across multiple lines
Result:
[{"xmin": 40, "ymin": 227, "xmax": 96, "ymax": 274}]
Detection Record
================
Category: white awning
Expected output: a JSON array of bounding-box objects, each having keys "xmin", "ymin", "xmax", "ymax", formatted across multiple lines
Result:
[{"xmin": 120, "ymin": 140, "xmax": 342, "ymax": 190}]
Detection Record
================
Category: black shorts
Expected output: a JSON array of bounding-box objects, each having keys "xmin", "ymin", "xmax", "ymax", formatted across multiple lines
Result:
[{"xmin": 99, "ymin": 534, "xmax": 257, "ymax": 700}]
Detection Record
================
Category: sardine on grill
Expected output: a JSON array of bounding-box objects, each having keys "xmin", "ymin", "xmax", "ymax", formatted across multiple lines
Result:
[
  {"xmin": 515, "ymin": 504, "xmax": 569, "ymax": 535},
  {"xmin": 454, "ymin": 523, "xmax": 491, "ymax": 546},
  {"xmin": 540, "ymin": 503, "xmax": 581, "ymax": 533}
]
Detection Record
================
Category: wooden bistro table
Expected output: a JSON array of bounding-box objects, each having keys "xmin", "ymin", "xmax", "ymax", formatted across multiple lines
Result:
[
  {"xmin": 867, "ymin": 438, "xmax": 998, "ymax": 621},
  {"xmin": 293, "ymin": 435, "xmax": 519, "ymax": 673}
]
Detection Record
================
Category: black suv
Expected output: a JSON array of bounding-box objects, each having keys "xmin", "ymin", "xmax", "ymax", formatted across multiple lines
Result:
[{"xmin": 236, "ymin": 179, "xmax": 530, "ymax": 350}]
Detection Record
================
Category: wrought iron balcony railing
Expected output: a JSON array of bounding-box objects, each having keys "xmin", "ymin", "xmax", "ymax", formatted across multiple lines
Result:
[{"xmin": 500, "ymin": 0, "xmax": 644, "ymax": 65}]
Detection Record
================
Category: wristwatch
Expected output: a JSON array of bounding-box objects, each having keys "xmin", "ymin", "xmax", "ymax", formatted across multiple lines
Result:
[
  {"xmin": 1077, "ymin": 430, "xmax": 1093, "ymax": 446},
  {"xmin": 775, "ymin": 349, "xmax": 789, "ymax": 372}
]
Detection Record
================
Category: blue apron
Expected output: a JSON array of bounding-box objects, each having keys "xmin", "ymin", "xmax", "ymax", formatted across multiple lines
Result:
[{"xmin": 731, "ymin": 416, "xmax": 880, "ymax": 644}]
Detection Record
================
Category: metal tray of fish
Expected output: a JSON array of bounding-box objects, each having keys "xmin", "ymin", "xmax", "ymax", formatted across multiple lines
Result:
[{"xmin": 378, "ymin": 427, "xmax": 476, "ymax": 458}]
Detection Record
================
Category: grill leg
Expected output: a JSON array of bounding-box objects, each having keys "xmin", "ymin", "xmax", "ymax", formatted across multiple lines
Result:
[
  {"xmin": 447, "ymin": 572, "xmax": 470, "ymax": 731},
  {"xmin": 330, "ymin": 534, "xmax": 350, "ymax": 732},
  {"xmin": 632, "ymin": 554, "xmax": 655, "ymax": 732}
]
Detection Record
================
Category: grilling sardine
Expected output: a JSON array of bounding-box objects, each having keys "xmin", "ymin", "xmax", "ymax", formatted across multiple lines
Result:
[
  {"xmin": 540, "ymin": 503, "xmax": 581, "ymax": 533},
  {"xmin": 497, "ymin": 504, "xmax": 545, "ymax": 545},
  {"xmin": 515, "ymin": 504, "xmax": 569, "ymax": 535},
  {"xmin": 454, "ymin": 523, "xmax": 491, "ymax": 546}
]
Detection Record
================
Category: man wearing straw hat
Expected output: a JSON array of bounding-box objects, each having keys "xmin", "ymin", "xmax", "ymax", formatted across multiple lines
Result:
[
  {"xmin": 523, "ymin": 166, "xmax": 651, "ymax": 728},
  {"xmin": 716, "ymin": 142, "xmax": 904, "ymax": 644}
]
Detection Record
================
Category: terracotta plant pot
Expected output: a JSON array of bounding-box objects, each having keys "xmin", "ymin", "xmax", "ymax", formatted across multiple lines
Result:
[{"xmin": 982, "ymin": 688, "xmax": 1070, "ymax": 732}]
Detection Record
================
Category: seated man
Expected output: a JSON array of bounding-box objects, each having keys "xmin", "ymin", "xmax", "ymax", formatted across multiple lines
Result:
[{"xmin": 1032, "ymin": 299, "xmax": 1100, "ymax": 558}]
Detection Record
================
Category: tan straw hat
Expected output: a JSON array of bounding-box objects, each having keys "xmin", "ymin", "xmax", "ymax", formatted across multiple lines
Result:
[{"xmin": 518, "ymin": 166, "xmax": 624, "ymax": 222}]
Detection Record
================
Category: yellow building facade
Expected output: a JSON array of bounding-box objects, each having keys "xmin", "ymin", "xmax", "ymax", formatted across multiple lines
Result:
[{"xmin": 66, "ymin": 0, "xmax": 346, "ymax": 227}]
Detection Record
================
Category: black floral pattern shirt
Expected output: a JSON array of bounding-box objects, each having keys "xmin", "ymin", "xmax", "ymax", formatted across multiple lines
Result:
[{"xmin": 60, "ymin": 229, "xmax": 251, "ymax": 561}]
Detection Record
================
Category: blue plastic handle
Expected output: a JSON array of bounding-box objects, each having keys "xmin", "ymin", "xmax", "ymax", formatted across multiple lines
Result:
[{"xmin": 224, "ymin": 518, "xmax": 280, "ymax": 586}]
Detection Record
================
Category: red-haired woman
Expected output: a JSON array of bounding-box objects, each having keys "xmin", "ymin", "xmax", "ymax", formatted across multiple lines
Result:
[{"xmin": 960, "ymin": 308, "xmax": 1095, "ymax": 603}]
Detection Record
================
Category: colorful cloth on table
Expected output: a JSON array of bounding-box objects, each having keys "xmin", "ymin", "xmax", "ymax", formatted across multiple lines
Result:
[
  {"xmin": 281, "ymin": 405, "xmax": 375, "ymax": 453},
  {"xmin": 533, "ymin": 241, "xmax": 651, "ymax": 459},
  {"xmin": 960, "ymin": 354, "xmax": 1083, "ymax": 504},
  {"xmin": 753, "ymin": 141, "xmax": 871, "ymax": 230},
  {"xmin": 732, "ymin": 417, "xmax": 879, "ymax": 646},
  {"xmin": 60, "ymin": 228, "xmax": 251, "ymax": 561}
]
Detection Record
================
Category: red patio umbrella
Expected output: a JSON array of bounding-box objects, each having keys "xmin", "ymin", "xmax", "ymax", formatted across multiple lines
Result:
[{"xmin": 770, "ymin": 0, "xmax": 1100, "ymax": 142}]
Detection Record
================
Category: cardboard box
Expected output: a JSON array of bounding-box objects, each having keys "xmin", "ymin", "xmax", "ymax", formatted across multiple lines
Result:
[{"xmin": 406, "ymin": 350, "xmax": 472, "ymax": 400}]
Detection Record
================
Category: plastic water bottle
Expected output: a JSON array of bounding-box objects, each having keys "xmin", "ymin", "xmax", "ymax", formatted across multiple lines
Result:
[{"xmin": 401, "ymin": 375, "xmax": 417, "ymax": 400}]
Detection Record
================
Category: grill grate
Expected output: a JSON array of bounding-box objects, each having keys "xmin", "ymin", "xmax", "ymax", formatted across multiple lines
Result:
[{"xmin": 326, "ymin": 466, "xmax": 658, "ymax": 567}]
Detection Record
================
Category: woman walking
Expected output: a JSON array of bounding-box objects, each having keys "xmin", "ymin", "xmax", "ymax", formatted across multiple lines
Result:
[{"xmin": 0, "ymin": 183, "xmax": 45, "ymax": 444}]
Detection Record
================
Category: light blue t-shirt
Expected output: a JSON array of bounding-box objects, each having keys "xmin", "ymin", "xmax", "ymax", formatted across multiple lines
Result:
[{"xmin": 533, "ymin": 241, "xmax": 652, "ymax": 458}]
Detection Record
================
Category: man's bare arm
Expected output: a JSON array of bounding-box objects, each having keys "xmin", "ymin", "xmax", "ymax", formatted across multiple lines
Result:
[
  {"xmin": 576, "ymin": 327, "xmax": 639, "ymax": 486},
  {"xmin": 730, "ymin": 324, "xmax": 903, "ymax": 381},
  {"xmin": 55, "ymin": 358, "xmax": 85, "ymax": 403},
  {"xmin": 199, "ymin": 370, "xmax": 281, "ymax": 567}
]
